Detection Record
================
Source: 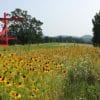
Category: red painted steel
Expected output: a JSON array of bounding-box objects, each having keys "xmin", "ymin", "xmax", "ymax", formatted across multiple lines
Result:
[{"xmin": 0, "ymin": 12, "xmax": 24, "ymax": 46}]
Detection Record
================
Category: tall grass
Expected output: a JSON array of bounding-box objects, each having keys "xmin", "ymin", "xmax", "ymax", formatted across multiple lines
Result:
[
  {"xmin": 0, "ymin": 43, "xmax": 99, "ymax": 100},
  {"xmin": 63, "ymin": 52, "xmax": 100, "ymax": 100}
]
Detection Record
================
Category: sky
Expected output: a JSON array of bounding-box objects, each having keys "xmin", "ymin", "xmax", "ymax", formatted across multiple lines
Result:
[{"xmin": 0, "ymin": 0, "xmax": 100, "ymax": 37}]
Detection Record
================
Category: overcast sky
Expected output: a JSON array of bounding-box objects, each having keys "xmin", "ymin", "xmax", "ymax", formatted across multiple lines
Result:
[{"xmin": 0, "ymin": 0, "xmax": 100, "ymax": 37}]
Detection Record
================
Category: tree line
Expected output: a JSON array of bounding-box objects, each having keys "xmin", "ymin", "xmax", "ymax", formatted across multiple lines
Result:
[
  {"xmin": 7, "ymin": 8, "xmax": 100, "ymax": 46},
  {"xmin": 43, "ymin": 36, "xmax": 92, "ymax": 44}
]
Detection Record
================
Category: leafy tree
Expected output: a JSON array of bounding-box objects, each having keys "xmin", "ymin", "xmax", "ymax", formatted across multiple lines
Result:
[
  {"xmin": 92, "ymin": 11, "xmax": 100, "ymax": 46},
  {"xmin": 9, "ymin": 8, "xmax": 43, "ymax": 44}
]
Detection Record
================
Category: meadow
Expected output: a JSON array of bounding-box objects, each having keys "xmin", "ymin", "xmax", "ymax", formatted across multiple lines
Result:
[{"xmin": 0, "ymin": 43, "xmax": 100, "ymax": 100}]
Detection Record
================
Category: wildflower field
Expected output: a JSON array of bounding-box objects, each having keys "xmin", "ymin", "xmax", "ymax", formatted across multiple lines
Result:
[{"xmin": 0, "ymin": 43, "xmax": 100, "ymax": 100}]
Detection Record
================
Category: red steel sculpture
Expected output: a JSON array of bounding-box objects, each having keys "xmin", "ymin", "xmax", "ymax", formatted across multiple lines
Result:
[{"xmin": 0, "ymin": 12, "xmax": 24, "ymax": 46}]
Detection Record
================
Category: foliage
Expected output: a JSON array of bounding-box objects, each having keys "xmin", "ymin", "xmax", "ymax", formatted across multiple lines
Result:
[
  {"xmin": 8, "ymin": 8, "xmax": 43, "ymax": 44},
  {"xmin": 43, "ymin": 36, "xmax": 92, "ymax": 44},
  {"xmin": 92, "ymin": 11, "xmax": 100, "ymax": 46},
  {"xmin": 63, "ymin": 60, "xmax": 100, "ymax": 100},
  {"xmin": 0, "ymin": 43, "xmax": 99, "ymax": 100}
]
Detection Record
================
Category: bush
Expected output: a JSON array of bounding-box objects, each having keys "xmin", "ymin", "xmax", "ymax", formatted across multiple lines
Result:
[{"xmin": 63, "ymin": 63, "xmax": 100, "ymax": 100}]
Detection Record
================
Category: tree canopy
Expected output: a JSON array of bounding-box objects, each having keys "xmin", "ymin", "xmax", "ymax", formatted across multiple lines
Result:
[
  {"xmin": 92, "ymin": 11, "xmax": 100, "ymax": 46},
  {"xmin": 8, "ymin": 8, "xmax": 43, "ymax": 44}
]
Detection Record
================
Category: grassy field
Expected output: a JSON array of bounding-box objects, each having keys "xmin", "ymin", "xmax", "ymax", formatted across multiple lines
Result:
[{"xmin": 0, "ymin": 43, "xmax": 100, "ymax": 100}]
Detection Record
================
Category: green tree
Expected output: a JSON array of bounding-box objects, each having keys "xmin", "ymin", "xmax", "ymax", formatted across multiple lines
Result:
[
  {"xmin": 92, "ymin": 11, "xmax": 100, "ymax": 46},
  {"xmin": 9, "ymin": 8, "xmax": 43, "ymax": 44}
]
